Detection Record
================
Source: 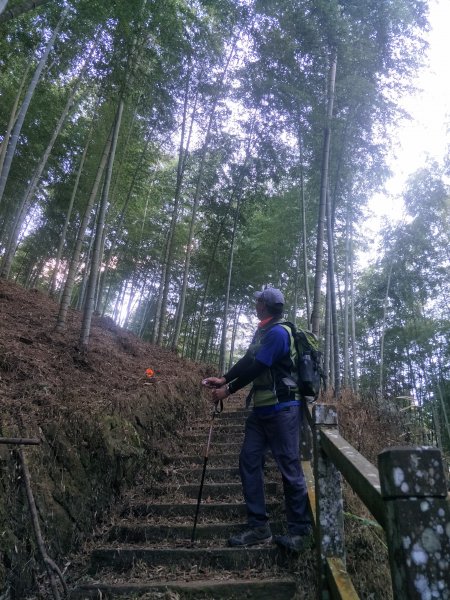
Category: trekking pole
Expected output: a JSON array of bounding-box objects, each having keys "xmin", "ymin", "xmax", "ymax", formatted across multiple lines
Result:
[{"xmin": 191, "ymin": 398, "xmax": 223, "ymax": 543}]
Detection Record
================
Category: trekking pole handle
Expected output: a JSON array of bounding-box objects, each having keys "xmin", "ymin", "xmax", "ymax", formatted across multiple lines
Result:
[{"xmin": 213, "ymin": 398, "xmax": 223, "ymax": 415}]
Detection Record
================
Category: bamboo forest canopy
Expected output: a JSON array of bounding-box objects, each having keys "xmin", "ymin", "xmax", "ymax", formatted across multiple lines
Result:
[{"xmin": 1, "ymin": 0, "xmax": 449, "ymax": 451}]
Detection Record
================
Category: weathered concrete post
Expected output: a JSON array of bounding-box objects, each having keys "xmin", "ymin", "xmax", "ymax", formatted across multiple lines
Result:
[
  {"xmin": 313, "ymin": 404, "xmax": 346, "ymax": 599},
  {"xmin": 300, "ymin": 399, "xmax": 313, "ymax": 460},
  {"xmin": 378, "ymin": 446, "xmax": 450, "ymax": 599}
]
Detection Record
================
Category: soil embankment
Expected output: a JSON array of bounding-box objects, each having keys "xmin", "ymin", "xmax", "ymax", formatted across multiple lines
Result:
[{"xmin": 0, "ymin": 279, "xmax": 210, "ymax": 597}]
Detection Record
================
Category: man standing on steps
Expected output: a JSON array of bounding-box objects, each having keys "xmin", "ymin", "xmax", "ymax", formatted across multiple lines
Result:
[{"xmin": 203, "ymin": 287, "xmax": 312, "ymax": 552}]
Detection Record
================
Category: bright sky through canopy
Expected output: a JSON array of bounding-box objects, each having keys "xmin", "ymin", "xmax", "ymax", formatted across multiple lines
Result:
[{"xmin": 369, "ymin": 0, "xmax": 450, "ymax": 223}]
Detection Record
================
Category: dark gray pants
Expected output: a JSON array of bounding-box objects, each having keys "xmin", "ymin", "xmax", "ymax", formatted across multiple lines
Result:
[{"xmin": 239, "ymin": 405, "xmax": 311, "ymax": 535}]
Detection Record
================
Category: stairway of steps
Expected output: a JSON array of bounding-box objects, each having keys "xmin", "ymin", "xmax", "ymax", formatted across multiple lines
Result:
[{"xmin": 70, "ymin": 397, "xmax": 316, "ymax": 599}]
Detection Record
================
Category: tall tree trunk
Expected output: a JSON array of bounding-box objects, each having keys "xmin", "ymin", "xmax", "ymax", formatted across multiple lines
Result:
[
  {"xmin": 103, "ymin": 191, "xmax": 152, "ymax": 320},
  {"xmin": 298, "ymin": 130, "xmax": 311, "ymax": 326},
  {"xmin": 436, "ymin": 381, "xmax": 450, "ymax": 448},
  {"xmin": 170, "ymin": 40, "xmax": 237, "ymax": 351},
  {"xmin": 137, "ymin": 290, "xmax": 155, "ymax": 339},
  {"xmin": 79, "ymin": 100, "xmax": 124, "ymax": 348},
  {"xmin": 191, "ymin": 164, "xmax": 251, "ymax": 362},
  {"xmin": 75, "ymin": 245, "xmax": 93, "ymax": 310},
  {"xmin": 0, "ymin": 0, "xmax": 51, "ymax": 23},
  {"xmin": 208, "ymin": 130, "xmax": 253, "ymax": 367},
  {"xmin": 349, "ymin": 220, "xmax": 359, "ymax": 391},
  {"xmin": 180, "ymin": 313, "xmax": 192, "ymax": 358},
  {"xmin": 219, "ymin": 192, "xmax": 242, "ymax": 374},
  {"xmin": 327, "ymin": 248, "xmax": 340, "ymax": 394},
  {"xmin": 192, "ymin": 217, "xmax": 227, "ymax": 361},
  {"xmin": 291, "ymin": 245, "xmax": 299, "ymax": 323},
  {"xmin": 107, "ymin": 95, "xmax": 143, "ymax": 202},
  {"xmin": 290, "ymin": 132, "xmax": 302, "ymax": 322},
  {"xmin": 429, "ymin": 385, "xmax": 442, "ymax": 449},
  {"xmin": 323, "ymin": 275, "xmax": 331, "ymax": 390},
  {"xmin": 125, "ymin": 290, "xmax": 139, "ymax": 329},
  {"xmin": 113, "ymin": 279, "xmax": 127, "ymax": 322},
  {"xmin": 48, "ymin": 124, "xmax": 94, "ymax": 296},
  {"xmin": 326, "ymin": 188, "xmax": 340, "ymax": 395},
  {"xmin": 0, "ymin": 5, "xmax": 68, "ymax": 209},
  {"xmin": 169, "ymin": 148, "xmax": 207, "ymax": 351},
  {"xmin": 343, "ymin": 201, "xmax": 351, "ymax": 388},
  {"xmin": 97, "ymin": 136, "xmax": 151, "ymax": 311},
  {"xmin": 228, "ymin": 304, "xmax": 241, "ymax": 370},
  {"xmin": 200, "ymin": 319, "xmax": 215, "ymax": 363},
  {"xmin": 379, "ymin": 263, "xmax": 393, "ymax": 396},
  {"xmin": 0, "ymin": 204, "xmax": 28, "ymax": 278},
  {"xmin": 183, "ymin": 291, "xmax": 200, "ymax": 359},
  {"xmin": 0, "ymin": 63, "xmax": 31, "ymax": 177},
  {"xmin": 311, "ymin": 50, "xmax": 337, "ymax": 337},
  {"xmin": 55, "ymin": 128, "xmax": 113, "ymax": 331},
  {"xmin": 153, "ymin": 76, "xmax": 194, "ymax": 344},
  {"xmin": 1, "ymin": 61, "xmax": 87, "ymax": 278},
  {"xmin": 123, "ymin": 273, "xmax": 140, "ymax": 328}
]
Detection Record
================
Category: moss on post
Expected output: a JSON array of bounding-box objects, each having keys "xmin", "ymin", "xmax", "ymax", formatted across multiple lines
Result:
[
  {"xmin": 313, "ymin": 404, "xmax": 346, "ymax": 599},
  {"xmin": 378, "ymin": 446, "xmax": 450, "ymax": 600}
]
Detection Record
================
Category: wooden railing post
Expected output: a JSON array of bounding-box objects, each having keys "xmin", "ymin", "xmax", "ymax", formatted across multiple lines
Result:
[
  {"xmin": 378, "ymin": 446, "xmax": 450, "ymax": 600},
  {"xmin": 313, "ymin": 404, "xmax": 346, "ymax": 599}
]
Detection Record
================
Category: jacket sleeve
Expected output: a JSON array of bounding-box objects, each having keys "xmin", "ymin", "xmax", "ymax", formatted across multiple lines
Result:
[
  {"xmin": 225, "ymin": 359, "xmax": 267, "ymax": 394},
  {"xmin": 223, "ymin": 353, "xmax": 254, "ymax": 383}
]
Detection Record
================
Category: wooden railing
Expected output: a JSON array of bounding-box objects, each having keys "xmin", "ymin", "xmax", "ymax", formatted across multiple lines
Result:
[{"xmin": 301, "ymin": 403, "xmax": 450, "ymax": 600}]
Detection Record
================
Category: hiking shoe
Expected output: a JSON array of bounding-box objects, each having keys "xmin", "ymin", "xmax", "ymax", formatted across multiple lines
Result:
[
  {"xmin": 228, "ymin": 525, "xmax": 272, "ymax": 547},
  {"xmin": 274, "ymin": 532, "xmax": 314, "ymax": 553}
]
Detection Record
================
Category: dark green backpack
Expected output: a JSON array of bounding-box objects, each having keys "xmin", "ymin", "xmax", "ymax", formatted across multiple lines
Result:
[{"xmin": 284, "ymin": 322, "xmax": 322, "ymax": 398}]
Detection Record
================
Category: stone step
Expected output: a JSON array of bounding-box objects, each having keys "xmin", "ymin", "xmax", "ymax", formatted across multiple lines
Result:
[
  {"xmin": 69, "ymin": 398, "xmax": 310, "ymax": 600},
  {"xmin": 90, "ymin": 545, "xmax": 284, "ymax": 573},
  {"xmin": 176, "ymin": 466, "xmax": 279, "ymax": 484},
  {"xmin": 188, "ymin": 421, "xmax": 245, "ymax": 431},
  {"xmin": 177, "ymin": 466, "xmax": 241, "ymax": 480},
  {"xmin": 183, "ymin": 432, "xmax": 244, "ymax": 443},
  {"xmin": 167, "ymin": 453, "xmax": 276, "ymax": 468},
  {"xmin": 164, "ymin": 453, "xmax": 238, "ymax": 466},
  {"xmin": 121, "ymin": 501, "xmax": 280, "ymax": 519},
  {"xmin": 216, "ymin": 409, "xmax": 249, "ymax": 418},
  {"xmin": 108, "ymin": 521, "xmax": 285, "ymax": 542},
  {"xmin": 71, "ymin": 576, "xmax": 296, "ymax": 599},
  {"xmin": 190, "ymin": 409, "xmax": 248, "ymax": 421},
  {"xmin": 183, "ymin": 441, "xmax": 242, "ymax": 452},
  {"xmin": 153, "ymin": 481, "xmax": 277, "ymax": 499}
]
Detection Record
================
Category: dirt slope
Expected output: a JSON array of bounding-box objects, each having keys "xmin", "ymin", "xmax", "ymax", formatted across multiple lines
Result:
[{"xmin": 0, "ymin": 279, "xmax": 211, "ymax": 597}]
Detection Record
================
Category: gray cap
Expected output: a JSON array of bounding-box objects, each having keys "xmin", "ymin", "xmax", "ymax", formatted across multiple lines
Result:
[{"xmin": 254, "ymin": 287, "xmax": 284, "ymax": 306}]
